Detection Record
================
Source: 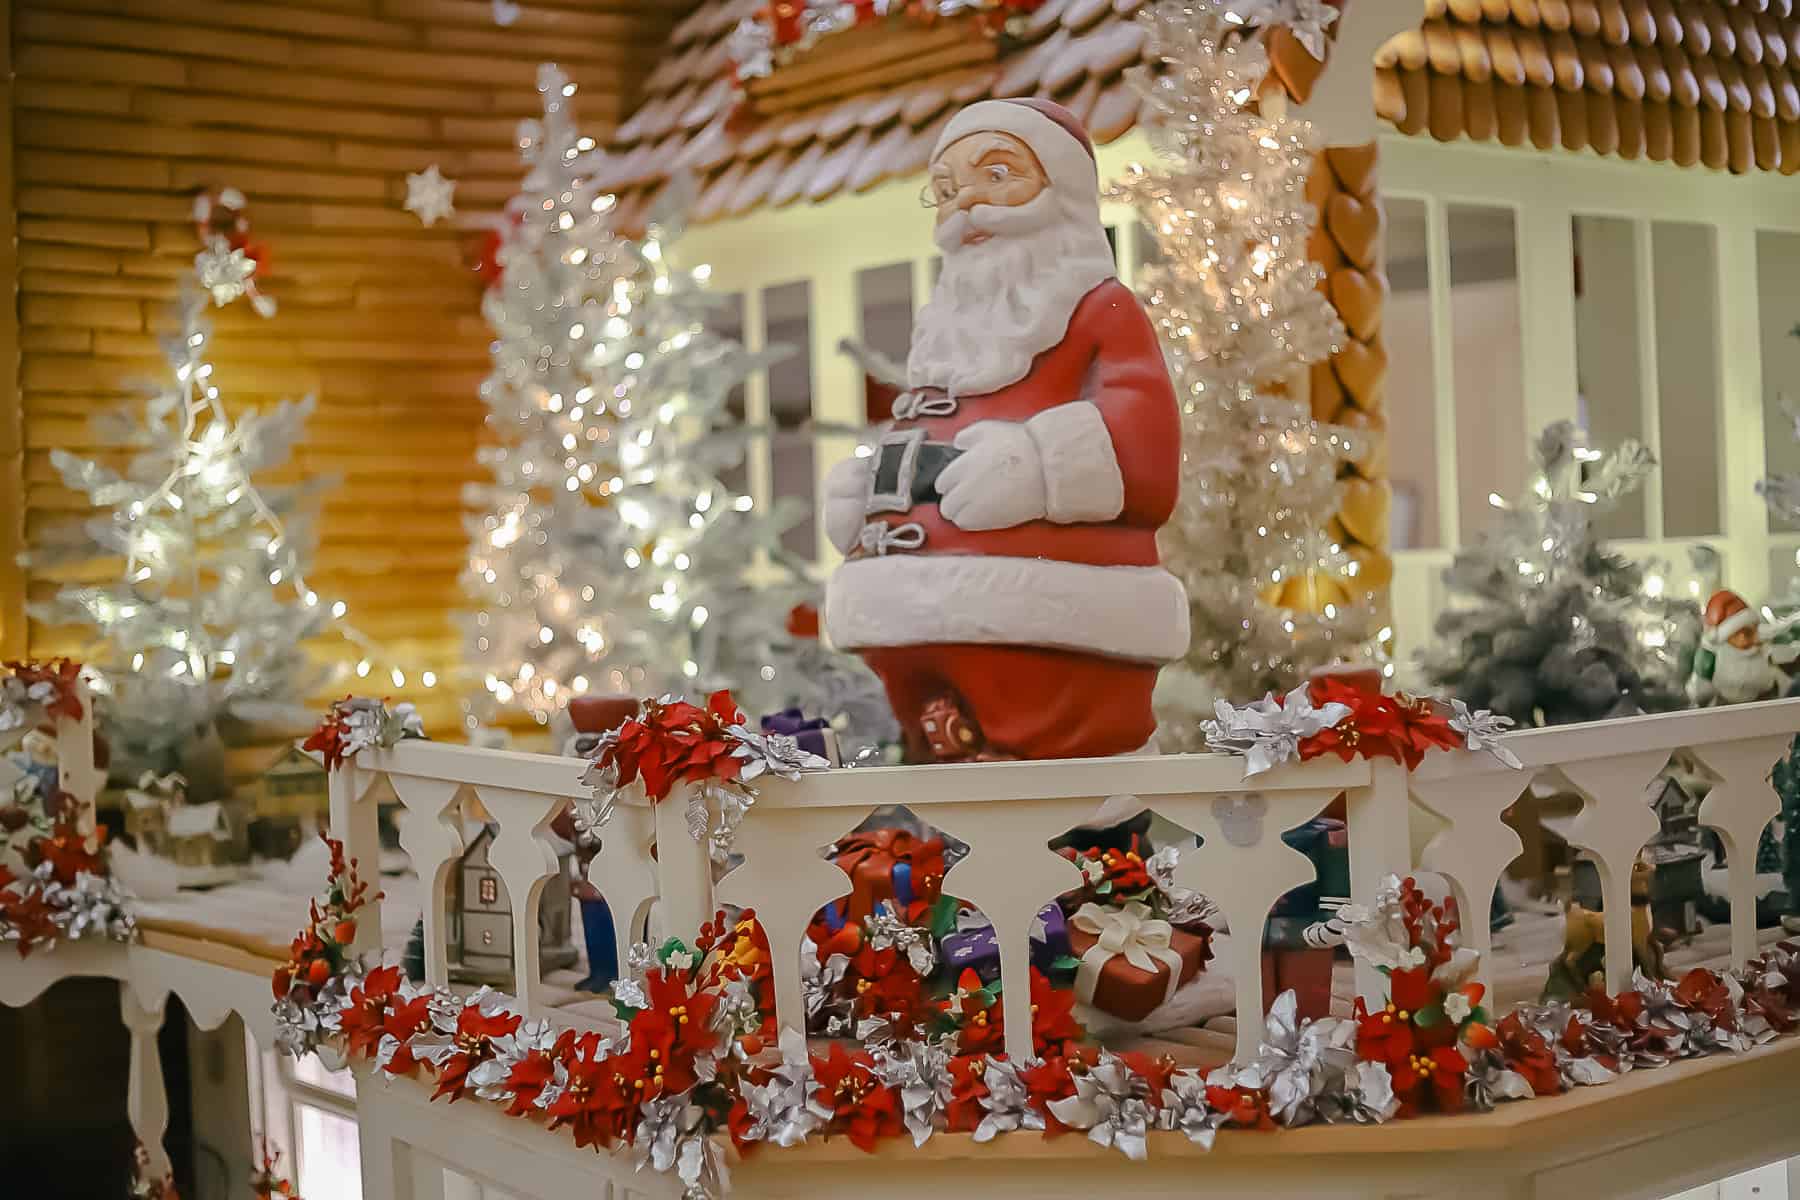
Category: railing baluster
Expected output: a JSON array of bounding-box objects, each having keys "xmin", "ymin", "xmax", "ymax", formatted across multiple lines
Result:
[
  {"xmin": 1560, "ymin": 753, "xmax": 1668, "ymax": 993},
  {"xmin": 55, "ymin": 679, "xmax": 101, "ymax": 833},
  {"xmin": 476, "ymin": 786, "xmax": 573, "ymax": 1013},
  {"xmin": 1346, "ymin": 759, "xmax": 1417, "ymax": 1002},
  {"xmin": 390, "ymin": 776, "xmax": 466, "ymax": 988},
  {"xmin": 588, "ymin": 802, "xmax": 658, "ymax": 967},
  {"xmin": 1414, "ymin": 769, "xmax": 1533, "ymax": 1003},
  {"xmin": 1694, "ymin": 736, "xmax": 1792, "ymax": 968},
  {"xmin": 122, "ymin": 986, "xmax": 170, "ymax": 1181},
  {"xmin": 1163, "ymin": 786, "xmax": 1342, "ymax": 1063},
  {"xmin": 715, "ymin": 796, "xmax": 850, "ymax": 1042}
]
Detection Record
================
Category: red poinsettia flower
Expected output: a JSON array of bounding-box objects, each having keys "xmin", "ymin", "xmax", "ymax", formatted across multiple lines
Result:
[
  {"xmin": 302, "ymin": 700, "xmax": 352, "ymax": 771},
  {"xmin": 5, "ymin": 659, "xmax": 84, "ymax": 721},
  {"xmin": 601, "ymin": 691, "xmax": 746, "ymax": 802},
  {"xmin": 493, "ymin": 1028, "xmax": 577, "ymax": 1117},
  {"xmin": 431, "ymin": 999, "xmax": 524, "ymax": 1102},
  {"xmin": 339, "ymin": 966, "xmax": 404, "ymax": 1058},
  {"xmin": 1494, "ymin": 1012, "xmax": 1560, "ymax": 1097},
  {"xmin": 1029, "ymin": 967, "xmax": 1084, "ymax": 1056},
  {"xmin": 376, "ymin": 992, "xmax": 433, "ymax": 1076},
  {"xmin": 1390, "ymin": 694, "xmax": 1465, "ymax": 769},
  {"xmin": 1, "ymin": 884, "xmax": 58, "ymax": 957},
  {"xmin": 1388, "ymin": 966, "xmax": 1437, "ymax": 1014},
  {"xmin": 30, "ymin": 819, "xmax": 106, "ymax": 887},
  {"xmin": 944, "ymin": 1055, "xmax": 991, "ymax": 1133},
  {"xmin": 1674, "ymin": 968, "xmax": 1737, "ymax": 1030},
  {"xmin": 1206, "ymin": 1082, "xmax": 1276, "ymax": 1130},
  {"xmin": 1354, "ymin": 996, "xmax": 1416, "ymax": 1071},
  {"xmin": 547, "ymin": 1038, "xmax": 646, "ymax": 1151},
  {"xmin": 811, "ymin": 1043, "xmax": 902, "ymax": 1152},
  {"xmin": 845, "ymin": 943, "xmax": 930, "ymax": 1036},
  {"xmin": 1020, "ymin": 1054, "xmax": 1079, "ymax": 1133}
]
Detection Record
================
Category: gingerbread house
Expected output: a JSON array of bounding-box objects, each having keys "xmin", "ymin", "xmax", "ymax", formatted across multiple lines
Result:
[{"xmin": 599, "ymin": 0, "xmax": 1800, "ymax": 666}]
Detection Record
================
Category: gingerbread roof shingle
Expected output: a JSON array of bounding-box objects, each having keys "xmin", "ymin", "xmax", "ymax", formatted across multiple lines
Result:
[{"xmin": 606, "ymin": 0, "xmax": 1800, "ymax": 225}]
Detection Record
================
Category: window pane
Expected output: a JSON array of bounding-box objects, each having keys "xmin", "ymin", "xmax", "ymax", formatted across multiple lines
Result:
[
  {"xmin": 296, "ymin": 1104, "xmax": 363, "ymax": 1200},
  {"xmin": 290, "ymin": 1054, "xmax": 357, "ymax": 1100},
  {"xmin": 856, "ymin": 263, "xmax": 913, "ymax": 368},
  {"xmin": 1652, "ymin": 221, "xmax": 1721, "ymax": 537},
  {"xmin": 1573, "ymin": 214, "xmax": 1649, "ymax": 539},
  {"xmin": 1381, "ymin": 195, "xmax": 1441, "ymax": 550},
  {"xmin": 1759, "ymin": 230, "xmax": 1800, "ymax": 536},
  {"xmin": 763, "ymin": 281, "xmax": 816, "ymax": 560},
  {"xmin": 1447, "ymin": 204, "xmax": 1525, "ymax": 541}
]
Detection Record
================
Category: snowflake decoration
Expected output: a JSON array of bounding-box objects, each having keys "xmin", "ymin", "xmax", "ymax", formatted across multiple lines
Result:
[{"xmin": 405, "ymin": 164, "xmax": 458, "ymax": 227}]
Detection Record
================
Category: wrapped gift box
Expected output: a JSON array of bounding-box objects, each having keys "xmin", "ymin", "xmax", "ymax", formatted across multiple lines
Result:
[
  {"xmin": 1067, "ymin": 902, "xmax": 1211, "ymax": 1023},
  {"xmin": 760, "ymin": 708, "xmax": 842, "ymax": 767},
  {"xmin": 939, "ymin": 904, "xmax": 1069, "ymax": 982},
  {"xmin": 829, "ymin": 828, "xmax": 946, "ymax": 923}
]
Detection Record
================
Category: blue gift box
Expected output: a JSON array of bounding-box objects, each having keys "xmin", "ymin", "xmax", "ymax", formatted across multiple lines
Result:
[{"xmin": 939, "ymin": 904, "xmax": 1069, "ymax": 982}]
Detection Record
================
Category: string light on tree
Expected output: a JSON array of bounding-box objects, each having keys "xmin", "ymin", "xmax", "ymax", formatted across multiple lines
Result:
[
  {"xmin": 24, "ymin": 191, "xmax": 432, "ymax": 785},
  {"xmin": 463, "ymin": 64, "xmax": 892, "ymax": 738},
  {"xmin": 1114, "ymin": 0, "xmax": 1382, "ymax": 744}
]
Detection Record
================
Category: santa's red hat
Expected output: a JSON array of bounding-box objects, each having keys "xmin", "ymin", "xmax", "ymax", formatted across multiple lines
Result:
[
  {"xmin": 931, "ymin": 98, "xmax": 1100, "ymax": 207},
  {"xmin": 1701, "ymin": 589, "xmax": 1759, "ymax": 643}
]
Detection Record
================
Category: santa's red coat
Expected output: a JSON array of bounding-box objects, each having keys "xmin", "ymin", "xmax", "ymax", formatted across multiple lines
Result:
[{"xmin": 825, "ymin": 277, "xmax": 1189, "ymax": 757}]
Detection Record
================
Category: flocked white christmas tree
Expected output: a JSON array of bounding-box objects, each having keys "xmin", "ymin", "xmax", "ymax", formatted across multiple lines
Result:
[
  {"xmin": 25, "ymin": 214, "xmax": 335, "ymax": 785},
  {"xmin": 464, "ymin": 65, "xmax": 893, "ymax": 740},
  {"xmin": 1114, "ymin": 0, "xmax": 1382, "ymax": 745}
]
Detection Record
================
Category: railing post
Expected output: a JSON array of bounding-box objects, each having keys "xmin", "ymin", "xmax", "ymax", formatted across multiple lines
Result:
[
  {"xmin": 389, "ymin": 775, "xmax": 465, "ymax": 989},
  {"xmin": 1694, "ymin": 736, "xmax": 1792, "ymax": 969},
  {"xmin": 654, "ymin": 784, "xmax": 715, "ymax": 944},
  {"xmin": 122, "ymin": 986, "xmax": 170, "ymax": 1182},
  {"xmin": 329, "ymin": 760, "xmax": 384, "ymax": 959},
  {"xmin": 56, "ymin": 678, "xmax": 100, "ymax": 834},
  {"xmin": 1346, "ymin": 759, "xmax": 1413, "ymax": 1002}
]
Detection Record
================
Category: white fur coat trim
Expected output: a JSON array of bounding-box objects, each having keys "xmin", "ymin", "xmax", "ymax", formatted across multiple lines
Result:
[
  {"xmin": 826, "ymin": 553, "xmax": 1189, "ymax": 662},
  {"xmin": 1026, "ymin": 401, "xmax": 1125, "ymax": 523}
]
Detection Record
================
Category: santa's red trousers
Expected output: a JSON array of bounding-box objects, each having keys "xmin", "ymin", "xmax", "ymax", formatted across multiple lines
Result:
[{"xmin": 861, "ymin": 643, "xmax": 1158, "ymax": 761}]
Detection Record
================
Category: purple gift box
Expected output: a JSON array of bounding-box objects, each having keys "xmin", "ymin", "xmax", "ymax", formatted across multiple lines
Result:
[
  {"xmin": 760, "ymin": 708, "xmax": 841, "ymax": 766},
  {"xmin": 939, "ymin": 904, "xmax": 1068, "ymax": 983}
]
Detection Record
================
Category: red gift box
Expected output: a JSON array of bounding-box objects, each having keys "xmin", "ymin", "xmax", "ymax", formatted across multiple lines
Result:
[
  {"xmin": 830, "ymin": 828, "xmax": 946, "ymax": 923},
  {"xmin": 1261, "ymin": 947, "xmax": 1335, "ymax": 1021}
]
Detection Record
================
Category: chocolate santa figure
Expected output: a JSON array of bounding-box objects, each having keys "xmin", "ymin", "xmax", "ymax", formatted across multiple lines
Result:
[
  {"xmin": 823, "ymin": 99, "xmax": 1188, "ymax": 761},
  {"xmin": 1687, "ymin": 589, "xmax": 1799, "ymax": 705}
]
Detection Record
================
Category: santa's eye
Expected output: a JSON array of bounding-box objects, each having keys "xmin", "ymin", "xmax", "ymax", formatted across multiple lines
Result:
[{"xmin": 986, "ymin": 164, "xmax": 1011, "ymax": 184}]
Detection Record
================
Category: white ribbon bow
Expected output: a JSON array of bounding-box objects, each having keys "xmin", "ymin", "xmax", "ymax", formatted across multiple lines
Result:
[
  {"xmin": 858, "ymin": 520, "xmax": 926, "ymax": 556},
  {"xmin": 891, "ymin": 391, "xmax": 958, "ymax": 421},
  {"xmin": 1069, "ymin": 901, "xmax": 1185, "ymax": 1010}
]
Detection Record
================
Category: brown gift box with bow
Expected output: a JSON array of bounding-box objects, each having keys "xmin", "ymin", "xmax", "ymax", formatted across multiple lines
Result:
[
  {"xmin": 830, "ymin": 828, "xmax": 946, "ymax": 923},
  {"xmin": 1067, "ymin": 903, "xmax": 1212, "ymax": 1023}
]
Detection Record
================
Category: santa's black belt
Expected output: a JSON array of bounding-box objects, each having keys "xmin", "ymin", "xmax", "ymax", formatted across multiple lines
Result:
[{"xmin": 867, "ymin": 432, "xmax": 963, "ymax": 514}]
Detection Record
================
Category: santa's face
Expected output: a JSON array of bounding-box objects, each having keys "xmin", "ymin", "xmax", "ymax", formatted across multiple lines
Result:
[
  {"xmin": 927, "ymin": 132, "xmax": 1047, "ymax": 235},
  {"xmin": 1728, "ymin": 626, "xmax": 1757, "ymax": 650},
  {"xmin": 907, "ymin": 130, "xmax": 1117, "ymax": 396}
]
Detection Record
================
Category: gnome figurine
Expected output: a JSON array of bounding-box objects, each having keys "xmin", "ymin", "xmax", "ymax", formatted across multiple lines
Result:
[
  {"xmin": 823, "ymin": 99, "xmax": 1187, "ymax": 762},
  {"xmin": 1687, "ymin": 589, "xmax": 1799, "ymax": 706}
]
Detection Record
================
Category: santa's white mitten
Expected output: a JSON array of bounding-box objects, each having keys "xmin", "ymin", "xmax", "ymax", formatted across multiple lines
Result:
[
  {"xmin": 936, "ymin": 421, "xmax": 1049, "ymax": 531},
  {"xmin": 824, "ymin": 454, "xmax": 873, "ymax": 553}
]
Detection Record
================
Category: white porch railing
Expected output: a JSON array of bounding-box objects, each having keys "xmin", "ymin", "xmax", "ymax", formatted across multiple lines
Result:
[{"xmin": 339, "ymin": 697, "xmax": 1800, "ymax": 1067}]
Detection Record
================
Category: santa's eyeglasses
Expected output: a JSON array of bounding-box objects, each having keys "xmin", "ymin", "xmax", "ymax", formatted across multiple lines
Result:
[{"xmin": 918, "ymin": 161, "xmax": 1021, "ymax": 208}]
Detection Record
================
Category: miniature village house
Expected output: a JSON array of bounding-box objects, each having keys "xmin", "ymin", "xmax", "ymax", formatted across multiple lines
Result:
[
  {"xmin": 449, "ymin": 823, "xmax": 579, "ymax": 986},
  {"xmin": 241, "ymin": 746, "xmax": 329, "ymax": 860}
]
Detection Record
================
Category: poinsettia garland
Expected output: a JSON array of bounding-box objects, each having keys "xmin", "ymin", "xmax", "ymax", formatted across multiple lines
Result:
[
  {"xmin": 0, "ymin": 658, "xmax": 85, "ymax": 732},
  {"xmin": 578, "ymin": 690, "xmax": 829, "ymax": 864},
  {"xmin": 0, "ymin": 808, "xmax": 135, "ymax": 958},
  {"xmin": 1203, "ymin": 676, "xmax": 1523, "ymax": 776},
  {"xmin": 729, "ymin": 1, "xmax": 1047, "ymax": 81},
  {"xmin": 269, "ymin": 843, "xmax": 1800, "ymax": 1198},
  {"xmin": 302, "ymin": 697, "xmax": 425, "ymax": 772},
  {"xmin": 249, "ymin": 1141, "xmax": 301, "ymax": 1200}
]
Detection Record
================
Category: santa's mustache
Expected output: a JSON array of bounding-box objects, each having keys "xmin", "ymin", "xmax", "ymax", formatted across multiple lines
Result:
[{"xmin": 932, "ymin": 195, "xmax": 1058, "ymax": 253}]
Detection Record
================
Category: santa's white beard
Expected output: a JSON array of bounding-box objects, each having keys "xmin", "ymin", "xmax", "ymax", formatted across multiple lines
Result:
[
  {"xmin": 906, "ymin": 191, "xmax": 1118, "ymax": 397},
  {"xmin": 1712, "ymin": 640, "xmax": 1781, "ymax": 701}
]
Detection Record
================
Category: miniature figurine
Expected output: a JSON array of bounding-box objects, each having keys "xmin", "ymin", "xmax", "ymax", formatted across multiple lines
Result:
[
  {"xmin": 1687, "ymin": 588, "xmax": 1799, "ymax": 705},
  {"xmin": 823, "ymin": 99, "xmax": 1187, "ymax": 762}
]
